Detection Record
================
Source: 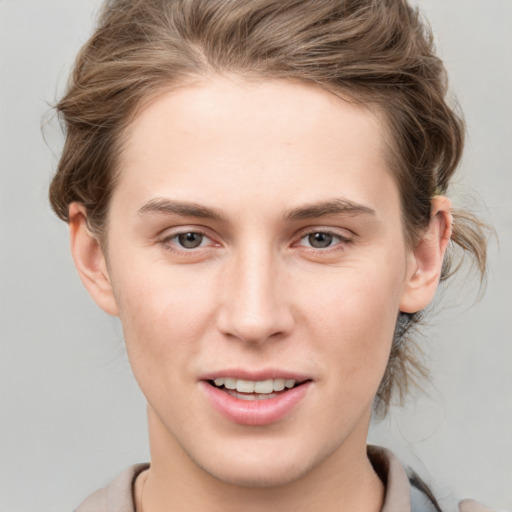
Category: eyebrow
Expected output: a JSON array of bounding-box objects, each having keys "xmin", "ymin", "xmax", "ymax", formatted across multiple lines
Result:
[
  {"xmin": 137, "ymin": 198, "xmax": 226, "ymax": 221},
  {"xmin": 137, "ymin": 197, "xmax": 375, "ymax": 222},
  {"xmin": 284, "ymin": 198, "xmax": 375, "ymax": 220}
]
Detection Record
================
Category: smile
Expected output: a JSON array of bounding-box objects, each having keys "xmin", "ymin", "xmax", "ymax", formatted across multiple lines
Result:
[
  {"xmin": 211, "ymin": 377, "xmax": 297, "ymax": 398},
  {"xmin": 201, "ymin": 374, "xmax": 311, "ymax": 425}
]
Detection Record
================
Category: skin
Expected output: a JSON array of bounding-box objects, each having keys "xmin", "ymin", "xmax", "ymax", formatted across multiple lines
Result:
[{"xmin": 69, "ymin": 76, "xmax": 451, "ymax": 512}]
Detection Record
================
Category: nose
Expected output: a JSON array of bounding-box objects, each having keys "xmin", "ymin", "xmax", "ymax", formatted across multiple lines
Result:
[{"xmin": 216, "ymin": 245, "xmax": 295, "ymax": 345}]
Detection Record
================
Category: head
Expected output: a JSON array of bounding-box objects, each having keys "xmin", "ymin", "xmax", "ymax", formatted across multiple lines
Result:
[{"xmin": 49, "ymin": 0, "xmax": 487, "ymax": 485}]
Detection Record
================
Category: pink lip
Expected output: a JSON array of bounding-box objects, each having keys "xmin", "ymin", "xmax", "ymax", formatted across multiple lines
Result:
[
  {"xmin": 199, "ymin": 368, "xmax": 310, "ymax": 382},
  {"xmin": 199, "ymin": 379, "xmax": 312, "ymax": 426}
]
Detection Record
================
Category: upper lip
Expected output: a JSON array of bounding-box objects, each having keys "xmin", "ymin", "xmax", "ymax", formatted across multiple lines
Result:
[{"xmin": 199, "ymin": 368, "xmax": 312, "ymax": 383}]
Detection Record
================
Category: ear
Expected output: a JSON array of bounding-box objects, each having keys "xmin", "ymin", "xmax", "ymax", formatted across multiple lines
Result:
[
  {"xmin": 399, "ymin": 196, "xmax": 452, "ymax": 314},
  {"xmin": 69, "ymin": 203, "xmax": 119, "ymax": 316}
]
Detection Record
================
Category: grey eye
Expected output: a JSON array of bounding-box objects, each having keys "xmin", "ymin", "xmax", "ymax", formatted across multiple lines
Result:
[
  {"xmin": 177, "ymin": 232, "xmax": 204, "ymax": 249},
  {"xmin": 307, "ymin": 232, "xmax": 334, "ymax": 248}
]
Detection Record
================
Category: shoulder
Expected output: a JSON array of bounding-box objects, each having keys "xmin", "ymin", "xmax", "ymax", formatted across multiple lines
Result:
[
  {"xmin": 74, "ymin": 463, "xmax": 149, "ymax": 512},
  {"xmin": 367, "ymin": 445, "xmax": 496, "ymax": 512}
]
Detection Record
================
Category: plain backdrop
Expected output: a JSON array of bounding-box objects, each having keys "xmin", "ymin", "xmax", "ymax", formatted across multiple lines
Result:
[{"xmin": 0, "ymin": 1, "xmax": 511, "ymax": 511}]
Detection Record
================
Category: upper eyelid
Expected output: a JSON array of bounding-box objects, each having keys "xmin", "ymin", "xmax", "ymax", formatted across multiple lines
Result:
[
  {"xmin": 157, "ymin": 225, "xmax": 213, "ymax": 239},
  {"xmin": 289, "ymin": 230, "xmax": 354, "ymax": 254},
  {"xmin": 303, "ymin": 228, "xmax": 350, "ymax": 237},
  {"xmin": 295, "ymin": 226, "xmax": 355, "ymax": 240},
  {"xmin": 158, "ymin": 228, "xmax": 216, "ymax": 249}
]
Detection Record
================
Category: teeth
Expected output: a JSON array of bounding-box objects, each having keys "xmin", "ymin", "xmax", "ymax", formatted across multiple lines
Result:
[
  {"xmin": 224, "ymin": 378, "xmax": 236, "ymax": 390},
  {"xmin": 237, "ymin": 379, "xmax": 255, "ymax": 393},
  {"xmin": 254, "ymin": 379, "xmax": 273, "ymax": 394},
  {"xmin": 212, "ymin": 378, "xmax": 297, "ymax": 394},
  {"xmin": 273, "ymin": 379, "xmax": 286, "ymax": 391}
]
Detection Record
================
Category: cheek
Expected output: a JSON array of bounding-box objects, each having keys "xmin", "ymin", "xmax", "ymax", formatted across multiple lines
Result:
[
  {"xmin": 301, "ymin": 259, "xmax": 404, "ymax": 387},
  {"xmin": 109, "ymin": 256, "xmax": 217, "ymax": 366},
  {"xmin": 109, "ymin": 262, "xmax": 221, "ymax": 422}
]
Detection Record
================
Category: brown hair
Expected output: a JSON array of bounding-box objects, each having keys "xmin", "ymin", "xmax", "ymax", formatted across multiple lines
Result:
[{"xmin": 49, "ymin": 0, "xmax": 489, "ymax": 414}]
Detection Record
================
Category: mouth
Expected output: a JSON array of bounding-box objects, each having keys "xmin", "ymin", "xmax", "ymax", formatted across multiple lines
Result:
[
  {"xmin": 200, "ymin": 373, "xmax": 312, "ymax": 426},
  {"xmin": 207, "ymin": 377, "xmax": 306, "ymax": 401}
]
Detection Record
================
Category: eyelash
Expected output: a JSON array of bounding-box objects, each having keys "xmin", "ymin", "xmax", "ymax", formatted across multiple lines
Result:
[
  {"xmin": 295, "ymin": 229, "xmax": 352, "ymax": 251},
  {"xmin": 158, "ymin": 228, "xmax": 353, "ymax": 255},
  {"xmin": 159, "ymin": 230, "xmax": 214, "ymax": 253}
]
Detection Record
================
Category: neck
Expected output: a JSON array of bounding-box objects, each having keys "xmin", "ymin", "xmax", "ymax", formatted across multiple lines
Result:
[{"xmin": 140, "ymin": 408, "xmax": 384, "ymax": 512}]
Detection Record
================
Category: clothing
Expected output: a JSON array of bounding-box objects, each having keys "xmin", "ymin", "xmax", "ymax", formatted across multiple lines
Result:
[{"xmin": 74, "ymin": 446, "xmax": 493, "ymax": 512}]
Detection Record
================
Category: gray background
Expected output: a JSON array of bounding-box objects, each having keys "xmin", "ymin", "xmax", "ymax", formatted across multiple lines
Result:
[{"xmin": 0, "ymin": 1, "xmax": 511, "ymax": 511}]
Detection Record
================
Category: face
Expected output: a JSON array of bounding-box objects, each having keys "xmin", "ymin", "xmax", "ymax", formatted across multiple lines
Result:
[{"xmin": 90, "ymin": 78, "xmax": 421, "ymax": 486}]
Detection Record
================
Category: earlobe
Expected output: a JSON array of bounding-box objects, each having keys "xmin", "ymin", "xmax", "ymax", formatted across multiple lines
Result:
[
  {"xmin": 69, "ymin": 203, "xmax": 119, "ymax": 316},
  {"xmin": 399, "ymin": 196, "xmax": 452, "ymax": 314}
]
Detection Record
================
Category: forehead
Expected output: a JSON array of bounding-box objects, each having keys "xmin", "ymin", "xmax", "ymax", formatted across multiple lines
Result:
[{"xmin": 114, "ymin": 77, "xmax": 399, "ymax": 221}]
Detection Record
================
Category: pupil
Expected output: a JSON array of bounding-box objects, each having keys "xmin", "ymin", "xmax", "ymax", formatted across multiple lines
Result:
[
  {"xmin": 309, "ymin": 232, "xmax": 332, "ymax": 248},
  {"xmin": 178, "ymin": 232, "xmax": 203, "ymax": 248}
]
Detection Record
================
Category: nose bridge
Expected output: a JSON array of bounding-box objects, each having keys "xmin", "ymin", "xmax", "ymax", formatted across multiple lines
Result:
[{"xmin": 218, "ymin": 240, "xmax": 292, "ymax": 344}]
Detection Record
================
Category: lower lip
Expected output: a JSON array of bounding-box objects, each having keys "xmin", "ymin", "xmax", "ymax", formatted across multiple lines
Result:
[{"xmin": 200, "ymin": 381, "xmax": 312, "ymax": 426}]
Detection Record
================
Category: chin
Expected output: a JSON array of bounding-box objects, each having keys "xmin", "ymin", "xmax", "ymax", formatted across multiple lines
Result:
[
  {"xmin": 190, "ymin": 441, "xmax": 325, "ymax": 489},
  {"xmin": 204, "ymin": 461, "xmax": 311, "ymax": 489}
]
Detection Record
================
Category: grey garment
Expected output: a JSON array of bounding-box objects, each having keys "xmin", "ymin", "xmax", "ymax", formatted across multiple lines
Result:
[
  {"xmin": 411, "ymin": 485, "xmax": 439, "ymax": 512},
  {"xmin": 368, "ymin": 446, "xmax": 439, "ymax": 511},
  {"xmin": 74, "ymin": 446, "xmax": 492, "ymax": 512}
]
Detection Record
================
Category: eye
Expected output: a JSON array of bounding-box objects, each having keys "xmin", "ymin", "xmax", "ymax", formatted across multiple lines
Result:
[
  {"xmin": 298, "ymin": 231, "xmax": 349, "ymax": 249},
  {"xmin": 176, "ymin": 232, "xmax": 207, "ymax": 249},
  {"xmin": 161, "ymin": 230, "xmax": 213, "ymax": 251}
]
